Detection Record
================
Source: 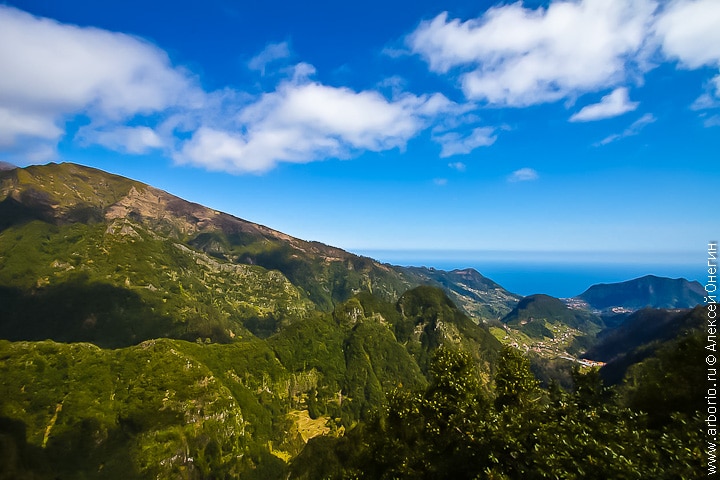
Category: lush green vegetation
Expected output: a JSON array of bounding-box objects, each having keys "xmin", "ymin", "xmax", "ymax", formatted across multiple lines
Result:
[
  {"xmin": 0, "ymin": 219, "xmax": 315, "ymax": 346},
  {"xmin": 0, "ymin": 338, "xmax": 291, "ymax": 478},
  {"xmin": 0, "ymin": 287, "xmax": 504, "ymax": 478}
]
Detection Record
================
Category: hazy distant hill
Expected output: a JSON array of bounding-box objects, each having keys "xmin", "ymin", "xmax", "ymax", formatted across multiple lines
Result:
[{"xmin": 576, "ymin": 275, "xmax": 704, "ymax": 312}]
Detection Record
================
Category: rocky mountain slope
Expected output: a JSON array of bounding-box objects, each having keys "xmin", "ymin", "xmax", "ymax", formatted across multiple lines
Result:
[{"xmin": 0, "ymin": 162, "xmax": 519, "ymax": 331}]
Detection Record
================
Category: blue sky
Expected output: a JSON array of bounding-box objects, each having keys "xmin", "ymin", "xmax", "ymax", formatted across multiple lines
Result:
[{"xmin": 1, "ymin": 0, "xmax": 718, "ymax": 264}]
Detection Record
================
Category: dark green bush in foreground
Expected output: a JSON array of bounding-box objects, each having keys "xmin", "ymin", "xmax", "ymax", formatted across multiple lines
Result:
[{"xmin": 291, "ymin": 346, "xmax": 704, "ymax": 479}]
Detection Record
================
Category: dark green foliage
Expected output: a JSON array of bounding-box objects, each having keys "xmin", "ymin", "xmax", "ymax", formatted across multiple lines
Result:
[
  {"xmin": 242, "ymin": 314, "xmax": 280, "ymax": 338},
  {"xmin": 0, "ymin": 196, "xmax": 47, "ymax": 231},
  {"xmin": 494, "ymin": 346, "xmax": 543, "ymax": 412},
  {"xmin": 342, "ymin": 321, "xmax": 426, "ymax": 422},
  {"xmin": 0, "ymin": 416, "xmax": 48, "ymax": 480},
  {"xmin": 519, "ymin": 318, "xmax": 555, "ymax": 339},
  {"xmin": 253, "ymin": 244, "xmax": 329, "ymax": 307},
  {"xmin": 0, "ymin": 339, "xmax": 296, "ymax": 479},
  {"xmin": 619, "ymin": 325, "xmax": 705, "ymax": 426},
  {"xmin": 187, "ymin": 231, "xmax": 231, "ymax": 259},
  {"xmin": 588, "ymin": 308, "xmax": 701, "ymax": 362},
  {"xmin": 350, "ymin": 347, "xmax": 491, "ymax": 479},
  {"xmin": 269, "ymin": 312, "xmax": 347, "ymax": 388},
  {"xmin": 0, "ymin": 218, "xmax": 312, "ymax": 346},
  {"xmin": 353, "ymin": 291, "xmax": 402, "ymax": 325},
  {"xmin": 528, "ymin": 354, "xmax": 576, "ymax": 390},
  {"xmin": 566, "ymin": 332, "xmax": 595, "ymax": 357},
  {"xmin": 398, "ymin": 266, "xmax": 521, "ymax": 320},
  {"xmin": 292, "ymin": 342, "xmax": 704, "ymax": 479},
  {"xmin": 590, "ymin": 306, "xmax": 704, "ymax": 384},
  {"xmin": 0, "ymin": 276, "xmax": 175, "ymax": 348}
]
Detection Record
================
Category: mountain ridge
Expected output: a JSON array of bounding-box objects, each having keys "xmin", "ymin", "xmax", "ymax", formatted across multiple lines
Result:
[{"xmin": 0, "ymin": 162, "xmax": 521, "ymax": 321}]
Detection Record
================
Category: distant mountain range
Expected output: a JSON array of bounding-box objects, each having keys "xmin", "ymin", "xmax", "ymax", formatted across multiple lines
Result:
[{"xmin": 0, "ymin": 162, "xmax": 703, "ymax": 350}]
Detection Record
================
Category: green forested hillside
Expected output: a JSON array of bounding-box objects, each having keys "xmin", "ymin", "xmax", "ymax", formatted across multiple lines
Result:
[
  {"xmin": 0, "ymin": 338, "xmax": 292, "ymax": 479},
  {"xmin": 0, "ymin": 288, "xmax": 502, "ymax": 479},
  {"xmin": 586, "ymin": 306, "xmax": 706, "ymax": 385},
  {"xmin": 499, "ymin": 294, "xmax": 604, "ymax": 358}
]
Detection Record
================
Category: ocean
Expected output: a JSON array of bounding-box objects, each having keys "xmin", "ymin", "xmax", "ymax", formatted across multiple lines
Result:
[{"xmin": 357, "ymin": 250, "xmax": 702, "ymax": 298}]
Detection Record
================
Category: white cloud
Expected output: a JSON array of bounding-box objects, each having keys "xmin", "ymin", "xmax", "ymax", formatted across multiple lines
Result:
[
  {"xmin": 570, "ymin": 87, "xmax": 639, "ymax": 122},
  {"xmin": 703, "ymin": 115, "xmax": 720, "ymax": 128},
  {"xmin": 408, "ymin": 0, "xmax": 657, "ymax": 106},
  {"xmin": 177, "ymin": 80, "xmax": 456, "ymax": 173},
  {"xmin": 597, "ymin": 113, "xmax": 656, "ymax": 145},
  {"xmin": 0, "ymin": 106, "xmax": 63, "ymax": 147},
  {"xmin": 4, "ymin": 1, "xmax": 720, "ymax": 173},
  {"xmin": 691, "ymin": 92, "xmax": 720, "ymax": 111},
  {"xmin": 0, "ymin": 5, "xmax": 464, "ymax": 172},
  {"xmin": 448, "ymin": 161, "xmax": 466, "ymax": 172},
  {"xmin": 78, "ymin": 126, "xmax": 164, "ymax": 154},
  {"xmin": 655, "ymin": 0, "xmax": 720, "ymax": 105},
  {"xmin": 0, "ymin": 7, "xmax": 201, "ymax": 116},
  {"xmin": 655, "ymin": 0, "xmax": 720, "ymax": 69},
  {"xmin": 434, "ymin": 126, "xmax": 497, "ymax": 158},
  {"xmin": 248, "ymin": 41, "xmax": 291, "ymax": 75},
  {"xmin": 508, "ymin": 168, "xmax": 539, "ymax": 182},
  {"xmin": 433, "ymin": 178, "xmax": 448, "ymax": 186},
  {"xmin": 381, "ymin": 46, "xmax": 410, "ymax": 59},
  {"xmin": 0, "ymin": 5, "xmax": 201, "ymax": 158}
]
